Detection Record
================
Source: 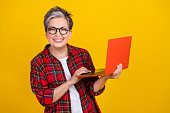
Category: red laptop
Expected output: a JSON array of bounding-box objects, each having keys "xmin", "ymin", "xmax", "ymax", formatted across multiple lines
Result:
[{"xmin": 76, "ymin": 36, "xmax": 132, "ymax": 77}]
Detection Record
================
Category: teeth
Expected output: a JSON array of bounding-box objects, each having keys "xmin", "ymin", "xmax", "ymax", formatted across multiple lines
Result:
[{"xmin": 54, "ymin": 39, "xmax": 63, "ymax": 41}]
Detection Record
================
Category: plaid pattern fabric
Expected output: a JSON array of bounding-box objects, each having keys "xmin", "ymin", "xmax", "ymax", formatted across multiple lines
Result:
[{"xmin": 30, "ymin": 44, "xmax": 105, "ymax": 113}]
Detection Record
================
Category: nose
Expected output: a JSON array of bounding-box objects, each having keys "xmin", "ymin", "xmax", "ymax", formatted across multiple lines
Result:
[{"xmin": 56, "ymin": 28, "xmax": 61, "ymax": 36}]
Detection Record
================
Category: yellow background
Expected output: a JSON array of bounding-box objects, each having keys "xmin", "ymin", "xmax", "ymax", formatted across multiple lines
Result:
[{"xmin": 1, "ymin": 0, "xmax": 170, "ymax": 113}]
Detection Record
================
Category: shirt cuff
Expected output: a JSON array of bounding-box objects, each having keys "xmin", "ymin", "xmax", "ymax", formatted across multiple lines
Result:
[{"xmin": 89, "ymin": 84, "xmax": 105, "ymax": 96}]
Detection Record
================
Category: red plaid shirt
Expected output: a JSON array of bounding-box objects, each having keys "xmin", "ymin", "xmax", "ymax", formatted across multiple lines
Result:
[{"xmin": 30, "ymin": 44, "xmax": 105, "ymax": 113}]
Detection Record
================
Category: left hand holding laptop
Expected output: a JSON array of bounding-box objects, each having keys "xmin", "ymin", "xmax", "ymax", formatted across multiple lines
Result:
[{"xmin": 103, "ymin": 63, "xmax": 123, "ymax": 79}]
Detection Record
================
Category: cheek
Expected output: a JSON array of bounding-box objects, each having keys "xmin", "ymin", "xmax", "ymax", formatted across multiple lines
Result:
[
  {"xmin": 65, "ymin": 33, "xmax": 71, "ymax": 39},
  {"xmin": 62, "ymin": 34, "xmax": 70, "ymax": 40},
  {"xmin": 46, "ymin": 34, "xmax": 54, "ymax": 39}
]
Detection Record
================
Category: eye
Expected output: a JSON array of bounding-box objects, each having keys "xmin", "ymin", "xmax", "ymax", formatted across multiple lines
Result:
[
  {"xmin": 48, "ymin": 27, "xmax": 56, "ymax": 31},
  {"xmin": 60, "ymin": 28, "xmax": 68, "ymax": 31},
  {"xmin": 59, "ymin": 27, "xmax": 69, "ymax": 35},
  {"xmin": 48, "ymin": 27, "xmax": 56, "ymax": 34}
]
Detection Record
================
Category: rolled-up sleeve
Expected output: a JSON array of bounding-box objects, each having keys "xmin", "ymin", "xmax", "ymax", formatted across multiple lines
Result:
[
  {"xmin": 87, "ymin": 77, "xmax": 105, "ymax": 96},
  {"xmin": 30, "ymin": 61, "xmax": 55, "ymax": 107}
]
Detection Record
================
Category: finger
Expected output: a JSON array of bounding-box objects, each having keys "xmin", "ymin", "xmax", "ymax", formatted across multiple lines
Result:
[
  {"xmin": 82, "ymin": 69, "xmax": 91, "ymax": 73},
  {"xmin": 79, "ymin": 67, "xmax": 91, "ymax": 72},
  {"xmin": 113, "ymin": 69, "xmax": 118, "ymax": 74},
  {"xmin": 117, "ymin": 65, "xmax": 122, "ymax": 72},
  {"xmin": 113, "ymin": 70, "xmax": 119, "ymax": 75},
  {"xmin": 75, "ymin": 67, "xmax": 89, "ymax": 73},
  {"xmin": 113, "ymin": 72, "xmax": 118, "ymax": 76},
  {"xmin": 79, "ymin": 67, "xmax": 89, "ymax": 70},
  {"xmin": 75, "ymin": 67, "xmax": 86, "ymax": 73},
  {"xmin": 118, "ymin": 68, "xmax": 122, "ymax": 73},
  {"xmin": 118, "ymin": 64, "xmax": 122, "ymax": 68},
  {"xmin": 115, "ymin": 70, "xmax": 121, "ymax": 76},
  {"xmin": 118, "ymin": 63, "xmax": 122, "ymax": 67},
  {"xmin": 84, "ymin": 68, "xmax": 91, "ymax": 72},
  {"xmin": 79, "ymin": 69, "xmax": 91, "ymax": 74},
  {"xmin": 80, "ymin": 67, "xmax": 91, "ymax": 73},
  {"xmin": 74, "ymin": 69, "xmax": 84, "ymax": 76},
  {"xmin": 76, "ymin": 69, "xmax": 91, "ymax": 76},
  {"xmin": 79, "ymin": 67, "xmax": 86, "ymax": 69},
  {"xmin": 75, "ymin": 69, "xmax": 81, "ymax": 75},
  {"xmin": 117, "ymin": 65, "xmax": 119, "ymax": 69},
  {"xmin": 119, "ymin": 64, "xmax": 123, "ymax": 69}
]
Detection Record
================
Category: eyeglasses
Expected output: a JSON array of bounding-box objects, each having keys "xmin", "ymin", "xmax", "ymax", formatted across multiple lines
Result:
[{"xmin": 47, "ymin": 27, "xmax": 70, "ymax": 35}]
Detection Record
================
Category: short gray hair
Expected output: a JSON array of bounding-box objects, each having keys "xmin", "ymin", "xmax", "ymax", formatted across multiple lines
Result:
[{"xmin": 44, "ymin": 6, "xmax": 73, "ymax": 32}]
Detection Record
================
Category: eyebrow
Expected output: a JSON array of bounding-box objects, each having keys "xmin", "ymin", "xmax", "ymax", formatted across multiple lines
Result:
[{"xmin": 49, "ymin": 26, "xmax": 67, "ymax": 28}]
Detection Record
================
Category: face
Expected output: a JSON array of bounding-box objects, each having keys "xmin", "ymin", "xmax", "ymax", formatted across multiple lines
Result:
[{"xmin": 46, "ymin": 17, "xmax": 72, "ymax": 48}]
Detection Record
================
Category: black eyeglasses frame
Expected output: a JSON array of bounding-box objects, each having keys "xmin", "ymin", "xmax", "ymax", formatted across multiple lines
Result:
[{"xmin": 47, "ymin": 27, "xmax": 70, "ymax": 35}]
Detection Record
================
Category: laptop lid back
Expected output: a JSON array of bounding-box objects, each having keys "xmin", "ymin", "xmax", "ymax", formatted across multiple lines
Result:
[{"xmin": 105, "ymin": 36, "xmax": 132, "ymax": 75}]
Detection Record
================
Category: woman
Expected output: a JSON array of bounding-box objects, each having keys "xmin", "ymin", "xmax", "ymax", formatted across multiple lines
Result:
[{"xmin": 30, "ymin": 6, "xmax": 122, "ymax": 113}]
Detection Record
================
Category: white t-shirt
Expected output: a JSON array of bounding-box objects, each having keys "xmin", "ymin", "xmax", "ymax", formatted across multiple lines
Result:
[{"xmin": 58, "ymin": 56, "xmax": 83, "ymax": 113}]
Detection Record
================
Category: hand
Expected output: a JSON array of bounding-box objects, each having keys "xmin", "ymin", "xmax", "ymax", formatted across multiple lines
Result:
[
  {"xmin": 104, "ymin": 63, "xmax": 123, "ymax": 79},
  {"xmin": 68, "ymin": 67, "xmax": 91, "ymax": 85}
]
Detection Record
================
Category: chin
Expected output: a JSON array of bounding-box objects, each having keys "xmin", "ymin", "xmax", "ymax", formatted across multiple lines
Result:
[{"xmin": 51, "ymin": 42, "xmax": 67, "ymax": 48}]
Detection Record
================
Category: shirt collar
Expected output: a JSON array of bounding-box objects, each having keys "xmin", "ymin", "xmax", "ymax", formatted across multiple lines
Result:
[{"xmin": 42, "ymin": 43, "xmax": 75, "ymax": 58}]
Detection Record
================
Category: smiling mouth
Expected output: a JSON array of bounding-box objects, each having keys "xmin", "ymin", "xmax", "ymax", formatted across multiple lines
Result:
[{"xmin": 53, "ymin": 39, "xmax": 64, "ymax": 43}]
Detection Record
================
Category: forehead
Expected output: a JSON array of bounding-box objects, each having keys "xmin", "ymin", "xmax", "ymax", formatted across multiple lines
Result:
[{"xmin": 48, "ymin": 17, "xmax": 68, "ymax": 28}]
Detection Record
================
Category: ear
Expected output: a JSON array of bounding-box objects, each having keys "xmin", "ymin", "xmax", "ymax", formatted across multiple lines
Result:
[{"xmin": 68, "ymin": 30, "xmax": 72, "ymax": 39}]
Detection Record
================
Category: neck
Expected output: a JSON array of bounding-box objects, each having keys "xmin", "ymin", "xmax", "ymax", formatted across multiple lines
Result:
[{"xmin": 49, "ymin": 45, "xmax": 68, "ymax": 59}]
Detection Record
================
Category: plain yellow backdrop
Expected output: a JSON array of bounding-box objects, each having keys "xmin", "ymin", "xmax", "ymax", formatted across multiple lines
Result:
[{"xmin": 1, "ymin": 0, "xmax": 170, "ymax": 113}]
